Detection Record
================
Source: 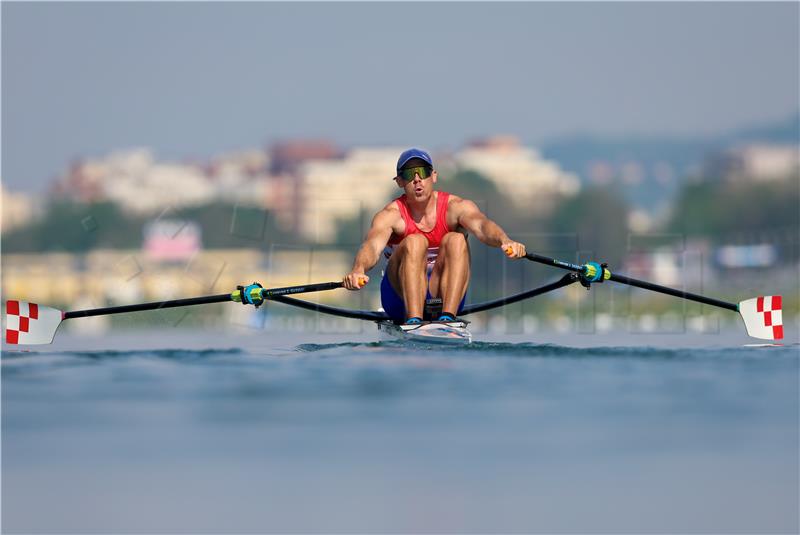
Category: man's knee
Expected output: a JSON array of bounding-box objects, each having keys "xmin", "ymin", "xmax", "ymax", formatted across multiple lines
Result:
[
  {"xmin": 440, "ymin": 232, "xmax": 468, "ymax": 253},
  {"xmin": 398, "ymin": 234, "xmax": 429, "ymax": 256}
]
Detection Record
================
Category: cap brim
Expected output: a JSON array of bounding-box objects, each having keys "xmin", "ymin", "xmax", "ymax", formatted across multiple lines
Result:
[{"xmin": 396, "ymin": 155, "xmax": 434, "ymax": 173}]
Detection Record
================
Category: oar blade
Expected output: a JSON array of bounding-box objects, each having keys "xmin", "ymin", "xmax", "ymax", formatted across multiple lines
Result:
[
  {"xmin": 739, "ymin": 296, "xmax": 784, "ymax": 340},
  {"xmin": 5, "ymin": 301, "xmax": 64, "ymax": 345}
]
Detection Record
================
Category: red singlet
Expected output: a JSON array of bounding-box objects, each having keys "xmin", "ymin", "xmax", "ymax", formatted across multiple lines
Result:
[{"xmin": 384, "ymin": 191, "xmax": 454, "ymax": 265}]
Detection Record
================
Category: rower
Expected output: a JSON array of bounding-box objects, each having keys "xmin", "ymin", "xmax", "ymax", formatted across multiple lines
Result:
[{"xmin": 342, "ymin": 148, "xmax": 527, "ymax": 325}]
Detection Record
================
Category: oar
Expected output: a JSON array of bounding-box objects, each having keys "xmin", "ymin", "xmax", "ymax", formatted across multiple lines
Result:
[
  {"xmin": 4, "ymin": 280, "xmax": 356, "ymax": 345},
  {"xmin": 513, "ymin": 250, "xmax": 784, "ymax": 341}
]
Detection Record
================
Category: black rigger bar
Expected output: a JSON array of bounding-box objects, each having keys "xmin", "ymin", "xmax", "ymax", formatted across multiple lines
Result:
[{"xmin": 460, "ymin": 273, "xmax": 579, "ymax": 315}]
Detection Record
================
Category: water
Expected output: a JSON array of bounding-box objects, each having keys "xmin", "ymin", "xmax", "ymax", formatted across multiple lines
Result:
[{"xmin": 2, "ymin": 329, "xmax": 798, "ymax": 533}]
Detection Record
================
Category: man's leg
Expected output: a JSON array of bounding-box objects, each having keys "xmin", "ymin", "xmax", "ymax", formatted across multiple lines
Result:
[
  {"xmin": 386, "ymin": 234, "xmax": 429, "ymax": 320},
  {"xmin": 429, "ymin": 232, "xmax": 470, "ymax": 316}
]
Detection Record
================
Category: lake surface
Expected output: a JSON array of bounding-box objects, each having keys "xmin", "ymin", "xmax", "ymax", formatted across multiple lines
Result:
[{"xmin": 2, "ymin": 328, "xmax": 798, "ymax": 533}]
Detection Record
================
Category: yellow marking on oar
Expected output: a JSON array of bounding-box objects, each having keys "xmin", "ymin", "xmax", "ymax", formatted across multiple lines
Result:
[
  {"xmin": 249, "ymin": 287, "xmax": 263, "ymax": 301},
  {"xmin": 231, "ymin": 286, "xmax": 264, "ymax": 303}
]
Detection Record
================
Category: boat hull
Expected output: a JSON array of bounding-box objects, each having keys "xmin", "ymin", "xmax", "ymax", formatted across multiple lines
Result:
[{"xmin": 376, "ymin": 320, "xmax": 473, "ymax": 345}]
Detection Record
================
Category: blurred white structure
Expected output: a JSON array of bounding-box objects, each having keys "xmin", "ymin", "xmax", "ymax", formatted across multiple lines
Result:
[
  {"xmin": 298, "ymin": 148, "xmax": 405, "ymax": 242},
  {"xmin": 1, "ymin": 185, "xmax": 37, "ymax": 233},
  {"xmin": 210, "ymin": 149, "xmax": 272, "ymax": 205},
  {"xmin": 453, "ymin": 136, "xmax": 580, "ymax": 209},
  {"xmin": 715, "ymin": 144, "xmax": 800, "ymax": 182},
  {"xmin": 627, "ymin": 209, "xmax": 654, "ymax": 233},
  {"xmin": 109, "ymin": 155, "xmax": 215, "ymax": 213},
  {"xmin": 55, "ymin": 148, "xmax": 273, "ymax": 215}
]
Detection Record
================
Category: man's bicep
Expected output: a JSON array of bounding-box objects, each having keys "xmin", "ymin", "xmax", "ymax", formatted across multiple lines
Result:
[
  {"xmin": 456, "ymin": 200, "xmax": 487, "ymax": 233},
  {"xmin": 365, "ymin": 209, "xmax": 396, "ymax": 247}
]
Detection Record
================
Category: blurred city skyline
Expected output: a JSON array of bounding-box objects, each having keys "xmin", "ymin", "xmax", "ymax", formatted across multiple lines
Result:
[{"xmin": 2, "ymin": 2, "xmax": 798, "ymax": 193}]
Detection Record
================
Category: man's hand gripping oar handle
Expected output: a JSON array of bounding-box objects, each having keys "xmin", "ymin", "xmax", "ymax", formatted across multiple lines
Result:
[{"xmin": 515, "ymin": 251, "xmax": 784, "ymax": 340}]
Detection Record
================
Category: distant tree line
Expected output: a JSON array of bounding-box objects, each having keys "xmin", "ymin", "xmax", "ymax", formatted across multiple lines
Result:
[
  {"xmin": 668, "ymin": 172, "xmax": 799, "ymax": 262},
  {"xmin": 668, "ymin": 173, "xmax": 799, "ymax": 238},
  {"xmin": 1, "ymin": 201, "xmax": 301, "ymax": 253}
]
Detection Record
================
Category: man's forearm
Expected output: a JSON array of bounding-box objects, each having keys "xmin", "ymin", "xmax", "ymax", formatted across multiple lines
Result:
[
  {"xmin": 351, "ymin": 242, "xmax": 381, "ymax": 273},
  {"xmin": 476, "ymin": 218, "xmax": 510, "ymax": 248}
]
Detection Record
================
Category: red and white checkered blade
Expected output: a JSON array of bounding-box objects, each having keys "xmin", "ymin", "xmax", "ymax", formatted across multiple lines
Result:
[
  {"xmin": 5, "ymin": 301, "xmax": 64, "ymax": 345},
  {"xmin": 739, "ymin": 296, "xmax": 784, "ymax": 340}
]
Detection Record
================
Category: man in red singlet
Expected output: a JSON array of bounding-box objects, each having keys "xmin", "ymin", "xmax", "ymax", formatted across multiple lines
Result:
[{"xmin": 342, "ymin": 148, "xmax": 527, "ymax": 325}]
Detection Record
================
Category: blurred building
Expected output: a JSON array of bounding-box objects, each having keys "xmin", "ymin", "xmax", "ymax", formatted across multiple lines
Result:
[
  {"xmin": 268, "ymin": 140, "xmax": 341, "ymax": 233},
  {"xmin": 706, "ymin": 144, "xmax": 800, "ymax": 182},
  {"xmin": 453, "ymin": 136, "xmax": 580, "ymax": 211},
  {"xmin": 297, "ymin": 147, "xmax": 404, "ymax": 242},
  {"xmin": 1, "ymin": 185, "xmax": 37, "ymax": 233},
  {"xmin": 208, "ymin": 149, "xmax": 272, "ymax": 206},
  {"xmin": 45, "ymin": 142, "xmax": 361, "ymax": 237},
  {"xmin": 53, "ymin": 149, "xmax": 213, "ymax": 213},
  {"xmin": 270, "ymin": 140, "xmax": 340, "ymax": 175},
  {"xmin": 51, "ymin": 148, "xmax": 276, "ymax": 215}
]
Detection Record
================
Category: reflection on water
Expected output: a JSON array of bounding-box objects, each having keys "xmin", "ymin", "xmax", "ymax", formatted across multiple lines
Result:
[{"xmin": 2, "ymin": 331, "xmax": 798, "ymax": 533}]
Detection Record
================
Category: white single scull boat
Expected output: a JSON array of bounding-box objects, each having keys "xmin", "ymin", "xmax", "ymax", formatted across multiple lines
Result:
[{"xmin": 377, "ymin": 320, "xmax": 473, "ymax": 345}]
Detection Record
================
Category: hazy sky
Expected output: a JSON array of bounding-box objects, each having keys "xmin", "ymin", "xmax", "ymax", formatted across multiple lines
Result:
[{"xmin": 2, "ymin": 2, "xmax": 798, "ymax": 192}]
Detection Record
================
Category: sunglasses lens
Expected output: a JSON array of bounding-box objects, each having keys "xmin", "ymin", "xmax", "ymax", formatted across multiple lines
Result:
[{"xmin": 399, "ymin": 166, "xmax": 432, "ymax": 182}]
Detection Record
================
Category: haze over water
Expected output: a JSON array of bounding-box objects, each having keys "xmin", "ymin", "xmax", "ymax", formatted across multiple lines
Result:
[{"xmin": 3, "ymin": 328, "xmax": 798, "ymax": 533}]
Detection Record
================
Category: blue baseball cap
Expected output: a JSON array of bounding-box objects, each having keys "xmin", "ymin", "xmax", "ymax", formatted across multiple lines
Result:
[{"xmin": 396, "ymin": 148, "xmax": 434, "ymax": 175}]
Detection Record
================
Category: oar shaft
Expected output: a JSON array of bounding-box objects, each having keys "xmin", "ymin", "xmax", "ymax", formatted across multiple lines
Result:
[
  {"xmin": 64, "ymin": 294, "xmax": 232, "ymax": 319},
  {"xmin": 607, "ymin": 272, "xmax": 738, "ymax": 311},
  {"xmin": 64, "ymin": 281, "xmax": 346, "ymax": 320},
  {"xmin": 522, "ymin": 253, "xmax": 738, "ymax": 312}
]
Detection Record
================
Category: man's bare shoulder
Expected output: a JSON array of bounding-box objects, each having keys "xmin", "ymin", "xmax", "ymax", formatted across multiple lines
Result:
[
  {"xmin": 446, "ymin": 194, "xmax": 480, "ymax": 214},
  {"xmin": 376, "ymin": 199, "xmax": 401, "ymax": 219},
  {"xmin": 370, "ymin": 199, "xmax": 403, "ymax": 230},
  {"xmin": 381, "ymin": 199, "xmax": 401, "ymax": 212}
]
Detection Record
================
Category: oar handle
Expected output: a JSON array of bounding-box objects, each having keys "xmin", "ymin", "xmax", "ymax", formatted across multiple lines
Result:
[
  {"xmin": 521, "ymin": 252, "xmax": 738, "ymax": 312},
  {"xmin": 523, "ymin": 252, "xmax": 584, "ymax": 273},
  {"xmin": 260, "ymin": 281, "xmax": 343, "ymax": 299}
]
